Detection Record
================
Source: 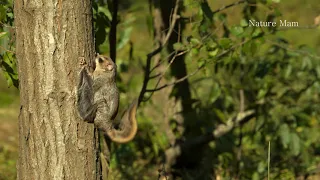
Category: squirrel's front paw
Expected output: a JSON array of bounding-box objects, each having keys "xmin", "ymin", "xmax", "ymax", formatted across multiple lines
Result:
[{"xmin": 78, "ymin": 57, "xmax": 87, "ymax": 68}]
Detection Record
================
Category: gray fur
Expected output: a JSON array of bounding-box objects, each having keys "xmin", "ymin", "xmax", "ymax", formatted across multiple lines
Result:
[{"xmin": 76, "ymin": 55, "xmax": 137, "ymax": 143}]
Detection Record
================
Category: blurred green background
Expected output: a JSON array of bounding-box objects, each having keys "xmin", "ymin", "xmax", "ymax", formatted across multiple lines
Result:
[{"xmin": 0, "ymin": 70, "xmax": 19, "ymax": 180}]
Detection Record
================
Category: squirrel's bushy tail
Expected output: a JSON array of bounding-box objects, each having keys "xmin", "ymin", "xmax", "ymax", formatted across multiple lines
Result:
[{"xmin": 101, "ymin": 99, "xmax": 138, "ymax": 143}]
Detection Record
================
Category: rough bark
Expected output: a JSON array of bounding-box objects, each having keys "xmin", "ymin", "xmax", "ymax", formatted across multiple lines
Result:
[{"xmin": 14, "ymin": 0, "xmax": 101, "ymax": 179}]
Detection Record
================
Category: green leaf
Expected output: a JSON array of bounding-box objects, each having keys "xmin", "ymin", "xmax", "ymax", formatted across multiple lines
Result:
[
  {"xmin": 197, "ymin": 58, "xmax": 206, "ymax": 68},
  {"xmin": 98, "ymin": 6, "xmax": 112, "ymax": 20},
  {"xmin": 146, "ymin": 15, "xmax": 154, "ymax": 36},
  {"xmin": 257, "ymin": 89, "xmax": 267, "ymax": 99},
  {"xmin": 240, "ymin": 19, "xmax": 248, "ymax": 27},
  {"xmin": 207, "ymin": 42, "xmax": 217, "ymax": 50},
  {"xmin": 216, "ymin": 13, "xmax": 227, "ymax": 21},
  {"xmin": 209, "ymin": 83, "xmax": 221, "ymax": 103},
  {"xmin": 290, "ymin": 133, "xmax": 300, "ymax": 156},
  {"xmin": 295, "ymin": 112, "xmax": 311, "ymax": 122},
  {"xmin": 250, "ymin": 42, "xmax": 258, "ymax": 56},
  {"xmin": 255, "ymin": 116, "xmax": 265, "ymax": 132},
  {"xmin": 190, "ymin": 38, "xmax": 201, "ymax": 46},
  {"xmin": 3, "ymin": 52, "xmax": 15, "ymax": 68},
  {"xmin": 219, "ymin": 38, "xmax": 232, "ymax": 49},
  {"xmin": 0, "ymin": 31, "xmax": 8, "ymax": 39},
  {"xmin": 208, "ymin": 49, "xmax": 219, "ymax": 58},
  {"xmin": 302, "ymin": 56, "xmax": 312, "ymax": 69},
  {"xmin": 316, "ymin": 66, "xmax": 320, "ymax": 77},
  {"xmin": 284, "ymin": 65, "xmax": 292, "ymax": 79},
  {"xmin": 213, "ymin": 108, "xmax": 226, "ymax": 122},
  {"xmin": 267, "ymin": 0, "xmax": 280, "ymax": 3},
  {"xmin": 230, "ymin": 26, "xmax": 244, "ymax": 37},
  {"xmin": 279, "ymin": 124, "xmax": 290, "ymax": 149},
  {"xmin": 242, "ymin": 41, "xmax": 258, "ymax": 56},
  {"xmin": 0, "ymin": 6, "xmax": 6, "ymax": 22},
  {"xmin": 191, "ymin": 48, "xmax": 199, "ymax": 56},
  {"xmin": 173, "ymin": 42, "xmax": 185, "ymax": 51},
  {"xmin": 117, "ymin": 27, "xmax": 132, "ymax": 50},
  {"xmin": 252, "ymin": 172, "xmax": 260, "ymax": 180},
  {"xmin": 276, "ymin": 86, "xmax": 289, "ymax": 98},
  {"xmin": 252, "ymin": 28, "xmax": 263, "ymax": 38},
  {"xmin": 152, "ymin": 142, "xmax": 159, "ymax": 156},
  {"xmin": 257, "ymin": 161, "xmax": 266, "ymax": 173},
  {"xmin": 7, "ymin": 12, "xmax": 13, "ymax": 18},
  {"xmin": 3, "ymin": 71, "xmax": 13, "ymax": 87}
]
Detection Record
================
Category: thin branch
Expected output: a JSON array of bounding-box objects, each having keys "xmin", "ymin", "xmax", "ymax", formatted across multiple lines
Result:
[
  {"xmin": 181, "ymin": 0, "xmax": 246, "ymax": 23},
  {"xmin": 162, "ymin": 0, "xmax": 180, "ymax": 46},
  {"xmin": 265, "ymin": 39, "xmax": 320, "ymax": 59},
  {"xmin": 0, "ymin": 46, "xmax": 15, "ymax": 54},
  {"xmin": 149, "ymin": 73, "xmax": 162, "ymax": 79},
  {"xmin": 144, "ymin": 49, "xmax": 188, "ymax": 98},
  {"xmin": 150, "ymin": 50, "xmax": 177, "ymax": 73},
  {"xmin": 165, "ymin": 109, "xmax": 255, "ymax": 168},
  {"xmin": 146, "ymin": 0, "xmax": 240, "ymax": 94},
  {"xmin": 0, "ymin": 22, "xmax": 15, "ymax": 28},
  {"xmin": 138, "ymin": 0, "xmax": 180, "ymax": 105},
  {"xmin": 146, "ymin": 65, "xmax": 201, "ymax": 92},
  {"xmin": 213, "ymin": 110, "xmax": 255, "ymax": 137},
  {"xmin": 212, "ymin": 0, "xmax": 246, "ymax": 14},
  {"xmin": 146, "ymin": 39, "xmax": 250, "ymax": 93}
]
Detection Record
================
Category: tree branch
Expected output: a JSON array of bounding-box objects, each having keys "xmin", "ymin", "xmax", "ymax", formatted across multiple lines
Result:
[
  {"xmin": 212, "ymin": 0, "xmax": 245, "ymax": 14},
  {"xmin": 181, "ymin": 0, "xmax": 246, "ymax": 23},
  {"xmin": 143, "ymin": 49, "xmax": 188, "ymax": 101},
  {"xmin": 138, "ymin": 0, "xmax": 180, "ymax": 105},
  {"xmin": 162, "ymin": 0, "xmax": 180, "ymax": 46},
  {"xmin": 165, "ymin": 109, "xmax": 255, "ymax": 168},
  {"xmin": 146, "ymin": 39, "xmax": 250, "ymax": 93}
]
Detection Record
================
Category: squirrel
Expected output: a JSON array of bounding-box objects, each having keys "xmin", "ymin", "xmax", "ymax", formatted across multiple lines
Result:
[{"xmin": 76, "ymin": 54, "xmax": 138, "ymax": 143}]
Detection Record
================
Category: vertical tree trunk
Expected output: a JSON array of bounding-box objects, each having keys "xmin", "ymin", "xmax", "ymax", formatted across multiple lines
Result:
[
  {"xmin": 160, "ymin": 0, "xmax": 193, "ymax": 115},
  {"xmin": 14, "ymin": 0, "xmax": 100, "ymax": 179},
  {"xmin": 159, "ymin": 0, "xmax": 205, "ymax": 172},
  {"xmin": 108, "ymin": 0, "xmax": 118, "ymax": 63},
  {"xmin": 151, "ymin": 0, "xmax": 178, "ymax": 147}
]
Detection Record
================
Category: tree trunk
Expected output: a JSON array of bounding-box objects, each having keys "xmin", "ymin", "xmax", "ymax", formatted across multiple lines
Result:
[{"xmin": 14, "ymin": 0, "xmax": 101, "ymax": 179}]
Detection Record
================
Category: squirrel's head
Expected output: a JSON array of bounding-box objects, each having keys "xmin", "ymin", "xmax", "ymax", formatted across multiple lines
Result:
[
  {"xmin": 93, "ymin": 54, "xmax": 117, "ymax": 80},
  {"xmin": 94, "ymin": 54, "xmax": 116, "ymax": 73}
]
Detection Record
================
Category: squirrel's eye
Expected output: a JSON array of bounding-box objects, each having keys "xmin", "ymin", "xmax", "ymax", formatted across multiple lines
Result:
[{"xmin": 98, "ymin": 58, "xmax": 104, "ymax": 63}]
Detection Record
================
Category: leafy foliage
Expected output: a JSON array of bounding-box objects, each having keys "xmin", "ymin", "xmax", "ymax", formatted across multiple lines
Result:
[
  {"xmin": 163, "ymin": 0, "xmax": 320, "ymax": 179},
  {"xmin": 113, "ymin": 0, "xmax": 320, "ymax": 179},
  {"xmin": 93, "ymin": 1, "xmax": 134, "ymax": 55},
  {"xmin": 0, "ymin": 0, "xmax": 17, "ymax": 88}
]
